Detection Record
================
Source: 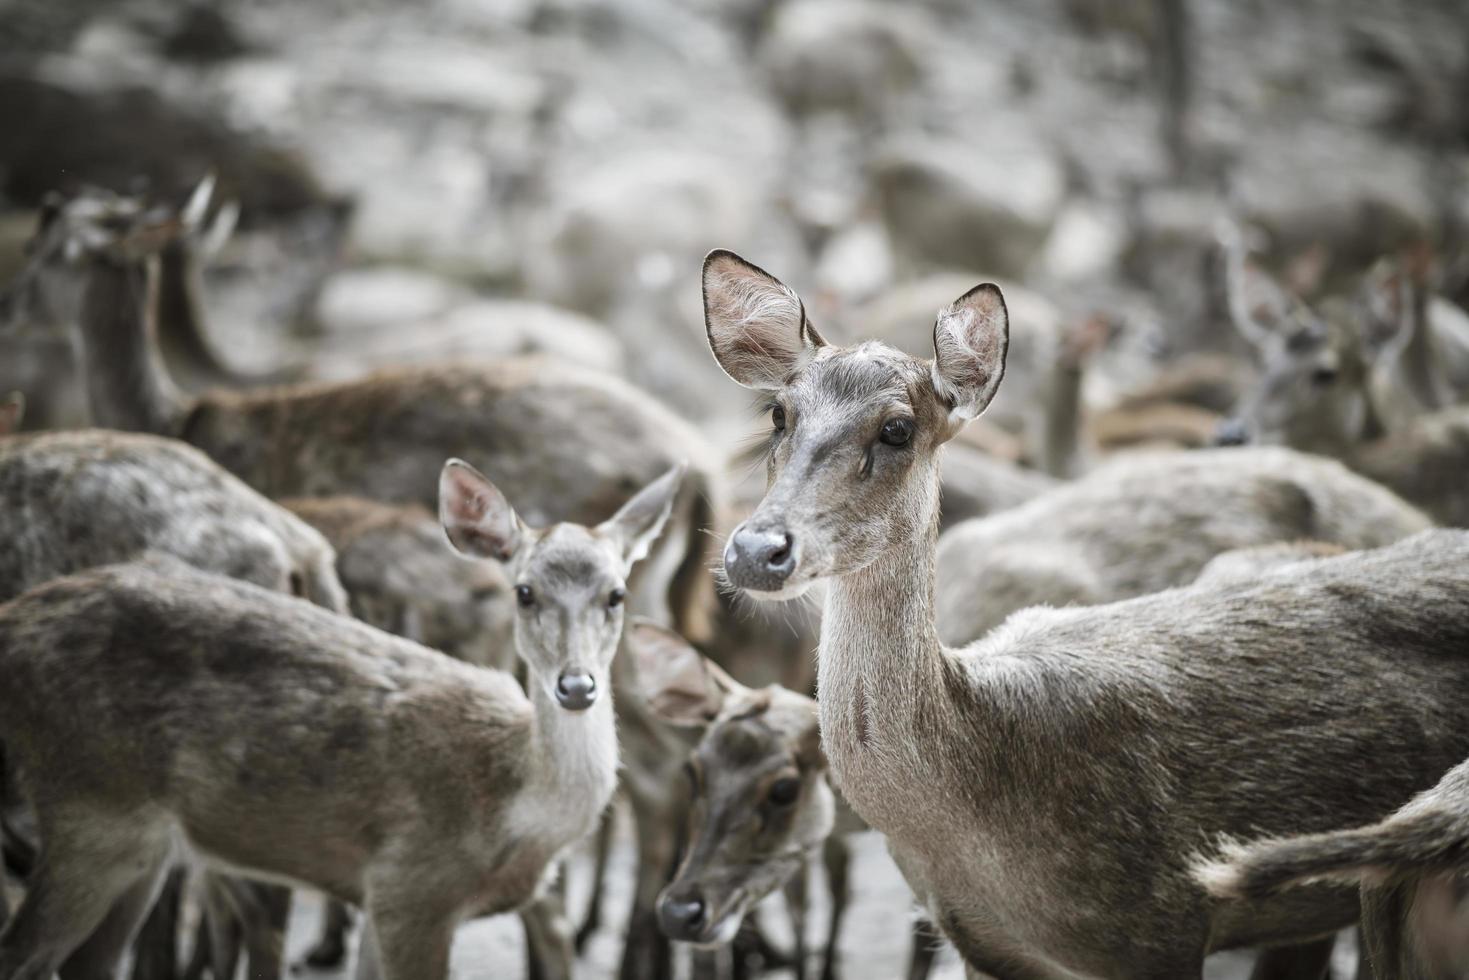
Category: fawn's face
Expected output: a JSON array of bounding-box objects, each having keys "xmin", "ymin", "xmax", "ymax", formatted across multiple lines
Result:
[
  {"xmin": 441, "ymin": 460, "xmax": 682, "ymax": 710},
  {"xmin": 630, "ymin": 623, "xmax": 834, "ymax": 947},
  {"xmin": 702, "ymin": 250, "xmax": 1007, "ymax": 597}
]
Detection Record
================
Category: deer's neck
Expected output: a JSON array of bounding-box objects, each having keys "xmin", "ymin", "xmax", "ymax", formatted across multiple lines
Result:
[
  {"xmin": 1040, "ymin": 361, "xmax": 1086, "ymax": 478},
  {"xmin": 523, "ymin": 676, "xmax": 620, "ymax": 826},
  {"xmin": 818, "ymin": 469, "xmax": 957, "ymax": 805},
  {"xmin": 78, "ymin": 258, "xmax": 190, "ymax": 436}
]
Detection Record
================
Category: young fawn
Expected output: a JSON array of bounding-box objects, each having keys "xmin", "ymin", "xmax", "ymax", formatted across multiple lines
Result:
[
  {"xmin": 0, "ymin": 459, "xmax": 681, "ymax": 980},
  {"xmin": 934, "ymin": 445, "xmax": 1429, "ymax": 646},
  {"xmin": 701, "ymin": 248, "xmax": 1469, "ymax": 978},
  {"xmin": 1198, "ymin": 755, "xmax": 1469, "ymax": 980},
  {"xmin": 630, "ymin": 620, "xmax": 937, "ymax": 980}
]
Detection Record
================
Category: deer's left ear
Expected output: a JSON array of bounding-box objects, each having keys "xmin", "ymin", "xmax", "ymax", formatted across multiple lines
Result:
[
  {"xmin": 628, "ymin": 619, "xmax": 746, "ymax": 726},
  {"xmin": 598, "ymin": 463, "xmax": 685, "ymax": 571},
  {"xmin": 932, "ymin": 282, "xmax": 1008, "ymax": 428}
]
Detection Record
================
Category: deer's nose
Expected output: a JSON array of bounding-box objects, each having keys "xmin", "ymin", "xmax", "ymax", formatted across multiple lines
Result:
[
  {"xmin": 724, "ymin": 524, "xmax": 796, "ymax": 592},
  {"xmin": 1213, "ymin": 418, "xmax": 1252, "ymax": 447},
  {"xmin": 658, "ymin": 891, "xmax": 707, "ymax": 940},
  {"xmin": 555, "ymin": 671, "xmax": 597, "ymax": 711}
]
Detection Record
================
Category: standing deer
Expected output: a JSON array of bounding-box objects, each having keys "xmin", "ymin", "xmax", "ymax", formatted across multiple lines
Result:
[
  {"xmin": 0, "ymin": 427, "xmax": 349, "ymax": 980},
  {"xmin": 630, "ymin": 620, "xmax": 938, "ymax": 980},
  {"xmin": 0, "ymin": 459, "xmax": 681, "ymax": 980},
  {"xmin": 1197, "ymin": 755, "xmax": 1469, "ymax": 980},
  {"xmin": 700, "ymin": 248, "xmax": 1469, "ymax": 978},
  {"xmin": 10, "ymin": 187, "xmax": 723, "ymax": 977}
]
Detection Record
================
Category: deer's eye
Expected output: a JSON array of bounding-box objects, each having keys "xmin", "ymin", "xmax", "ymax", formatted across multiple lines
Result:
[
  {"xmin": 1309, "ymin": 365, "xmax": 1339, "ymax": 387},
  {"xmin": 879, "ymin": 418, "xmax": 914, "ymax": 447},
  {"xmin": 515, "ymin": 585, "xmax": 535, "ymax": 608},
  {"xmin": 608, "ymin": 587, "xmax": 626, "ymax": 608},
  {"xmin": 768, "ymin": 777, "xmax": 801, "ymax": 807},
  {"xmin": 771, "ymin": 404, "xmax": 786, "ymax": 432}
]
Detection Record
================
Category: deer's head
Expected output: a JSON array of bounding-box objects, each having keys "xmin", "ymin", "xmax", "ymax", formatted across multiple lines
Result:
[
  {"xmin": 439, "ymin": 460, "xmax": 683, "ymax": 710},
  {"xmin": 703, "ymin": 249, "xmax": 1007, "ymax": 597},
  {"xmin": 630, "ymin": 621, "xmax": 833, "ymax": 946}
]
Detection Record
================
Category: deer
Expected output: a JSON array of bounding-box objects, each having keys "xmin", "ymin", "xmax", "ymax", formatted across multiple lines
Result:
[
  {"xmin": 629, "ymin": 619, "xmax": 941, "ymax": 980},
  {"xmin": 1197, "ymin": 755, "xmax": 1469, "ymax": 980},
  {"xmin": 1214, "ymin": 228, "xmax": 1469, "ymax": 527},
  {"xmin": 9, "ymin": 187, "xmax": 724, "ymax": 978},
  {"xmin": 698, "ymin": 247, "xmax": 1469, "ymax": 979},
  {"xmin": 933, "ymin": 445, "xmax": 1430, "ymax": 647},
  {"xmin": 0, "ymin": 426, "xmax": 350, "ymax": 980},
  {"xmin": 0, "ymin": 457, "xmax": 682, "ymax": 980}
]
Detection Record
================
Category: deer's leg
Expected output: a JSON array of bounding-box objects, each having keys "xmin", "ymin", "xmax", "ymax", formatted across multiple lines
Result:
[
  {"xmin": 819, "ymin": 834, "xmax": 850, "ymax": 980},
  {"xmin": 358, "ymin": 900, "xmax": 455, "ymax": 980},
  {"xmin": 202, "ymin": 874, "xmax": 243, "ymax": 980},
  {"xmin": 0, "ymin": 818, "xmax": 170, "ymax": 980},
  {"xmin": 237, "ymin": 881, "xmax": 291, "ymax": 980},
  {"xmin": 782, "ymin": 861, "xmax": 809, "ymax": 980},
  {"xmin": 620, "ymin": 802, "xmax": 676, "ymax": 980},
  {"xmin": 127, "ymin": 867, "xmax": 184, "ymax": 980},
  {"xmin": 303, "ymin": 899, "xmax": 355, "ymax": 968},
  {"xmin": 905, "ymin": 916, "xmax": 941, "ymax": 980},
  {"xmin": 59, "ymin": 865, "xmax": 172, "ymax": 980},
  {"xmin": 521, "ymin": 891, "xmax": 575, "ymax": 980},
  {"xmin": 574, "ymin": 807, "xmax": 615, "ymax": 952},
  {"xmin": 1248, "ymin": 938, "xmax": 1335, "ymax": 980}
]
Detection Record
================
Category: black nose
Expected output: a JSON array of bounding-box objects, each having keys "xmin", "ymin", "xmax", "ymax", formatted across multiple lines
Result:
[
  {"xmin": 724, "ymin": 525, "xmax": 796, "ymax": 592},
  {"xmin": 555, "ymin": 672, "xmax": 597, "ymax": 710},
  {"xmin": 1213, "ymin": 418, "xmax": 1251, "ymax": 447},
  {"xmin": 657, "ymin": 892, "xmax": 707, "ymax": 940}
]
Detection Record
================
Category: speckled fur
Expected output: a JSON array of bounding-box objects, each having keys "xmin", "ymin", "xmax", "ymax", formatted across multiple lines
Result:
[
  {"xmin": 934, "ymin": 446, "xmax": 1430, "ymax": 647},
  {"xmin": 704, "ymin": 251, "xmax": 1469, "ymax": 979},
  {"xmin": 0, "ymin": 429, "xmax": 345, "ymax": 611}
]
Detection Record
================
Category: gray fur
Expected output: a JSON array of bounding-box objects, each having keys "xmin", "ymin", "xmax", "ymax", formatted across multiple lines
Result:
[
  {"xmin": 704, "ymin": 250, "xmax": 1469, "ymax": 979},
  {"xmin": 0, "ymin": 429, "xmax": 345, "ymax": 612},
  {"xmin": 1196, "ymin": 757, "xmax": 1469, "ymax": 980},
  {"xmin": 0, "ymin": 458, "xmax": 679, "ymax": 980},
  {"xmin": 935, "ymin": 446, "xmax": 1430, "ymax": 647}
]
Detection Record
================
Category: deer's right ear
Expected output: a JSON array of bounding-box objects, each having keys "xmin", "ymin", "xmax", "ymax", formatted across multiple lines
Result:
[
  {"xmin": 932, "ymin": 283, "xmax": 1008, "ymax": 426},
  {"xmin": 0, "ymin": 392, "xmax": 23, "ymax": 435},
  {"xmin": 628, "ymin": 620, "xmax": 741, "ymax": 727},
  {"xmin": 703, "ymin": 249, "xmax": 824, "ymax": 390},
  {"xmin": 438, "ymin": 459, "xmax": 525, "ymax": 562}
]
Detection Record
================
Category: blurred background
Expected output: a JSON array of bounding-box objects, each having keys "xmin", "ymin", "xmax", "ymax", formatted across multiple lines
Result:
[{"xmin": 1, "ymin": 0, "xmax": 1465, "ymax": 976}]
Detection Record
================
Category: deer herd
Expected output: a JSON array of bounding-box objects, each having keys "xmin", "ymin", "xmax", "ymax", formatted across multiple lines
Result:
[{"xmin": 0, "ymin": 182, "xmax": 1467, "ymax": 980}]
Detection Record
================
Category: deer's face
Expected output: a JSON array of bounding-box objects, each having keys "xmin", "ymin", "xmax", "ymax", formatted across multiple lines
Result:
[
  {"xmin": 628, "ymin": 623, "xmax": 834, "ymax": 948},
  {"xmin": 440, "ymin": 460, "xmax": 682, "ymax": 711},
  {"xmin": 702, "ymin": 250, "xmax": 1007, "ymax": 599},
  {"xmin": 661, "ymin": 693, "xmax": 833, "ymax": 946}
]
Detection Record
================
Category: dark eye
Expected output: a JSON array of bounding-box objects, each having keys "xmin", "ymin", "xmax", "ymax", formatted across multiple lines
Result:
[
  {"xmin": 608, "ymin": 587, "xmax": 626, "ymax": 608},
  {"xmin": 1309, "ymin": 365, "xmax": 1339, "ymax": 386},
  {"xmin": 879, "ymin": 418, "xmax": 914, "ymax": 446},
  {"xmin": 768, "ymin": 777, "xmax": 801, "ymax": 807},
  {"xmin": 771, "ymin": 404, "xmax": 786, "ymax": 432},
  {"xmin": 515, "ymin": 585, "xmax": 535, "ymax": 608}
]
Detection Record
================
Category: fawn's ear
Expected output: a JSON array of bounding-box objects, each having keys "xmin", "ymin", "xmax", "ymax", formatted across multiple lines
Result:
[
  {"xmin": 931, "ymin": 282, "xmax": 1008, "ymax": 426},
  {"xmin": 703, "ymin": 249, "xmax": 825, "ymax": 390},
  {"xmin": 1357, "ymin": 258, "xmax": 1416, "ymax": 366},
  {"xmin": 439, "ymin": 459, "xmax": 526, "ymax": 562},
  {"xmin": 628, "ymin": 619, "xmax": 743, "ymax": 726},
  {"xmin": 0, "ymin": 392, "xmax": 23, "ymax": 435},
  {"xmin": 598, "ymin": 463, "xmax": 685, "ymax": 571}
]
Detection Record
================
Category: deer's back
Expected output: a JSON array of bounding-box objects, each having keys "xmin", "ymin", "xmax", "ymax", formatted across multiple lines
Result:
[
  {"xmin": 182, "ymin": 361, "xmax": 715, "ymax": 522},
  {"xmin": 0, "ymin": 429, "xmax": 335, "ymax": 602},
  {"xmin": 935, "ymin": 447, "xmax": 1430, "ymax": 644},
  {"xmin": 0, "ymin": 560, "xmax": 532, "ymax": 897}
]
